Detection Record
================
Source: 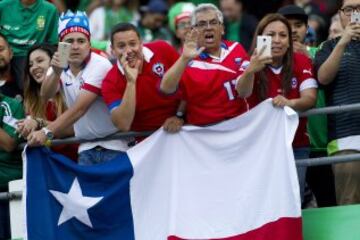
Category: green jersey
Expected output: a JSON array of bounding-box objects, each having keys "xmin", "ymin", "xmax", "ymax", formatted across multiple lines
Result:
[
  {"xmin": 0, "ymin": 94, "xmax": 24, "ymax": 190},
  {"xmin": 0, "ymin": 0, "xmax": 58, "ymax": 56},
  {"xmin": 306, "ymin": 46, "xmax": 328, "ymax": 152},
  {"xmin": 225, "ymin": 21, "xmax": 241, "ymax": 43}
]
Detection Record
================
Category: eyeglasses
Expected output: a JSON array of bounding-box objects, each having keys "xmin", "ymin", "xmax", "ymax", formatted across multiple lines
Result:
[
  {"xmin": 340, "ymin": 5, "xmax": 360, "ymax": 16},
  {"xmin": 194, "ymin": 19, "xmax": 221, "ymax": 29},
  {"xmin": 176, "ymin": 22, "xmax": 191, "ymax": 30}
]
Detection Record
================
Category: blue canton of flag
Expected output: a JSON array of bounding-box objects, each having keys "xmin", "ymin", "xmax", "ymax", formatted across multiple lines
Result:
[{"xmin": 24, "ymin": 147, "xmax": 135, "ymax": 240}]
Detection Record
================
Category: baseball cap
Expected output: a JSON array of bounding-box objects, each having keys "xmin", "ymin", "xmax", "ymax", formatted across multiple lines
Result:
[
  {"xmin": 277, "ymin": 5, "xmax": 308, "ymax": 24},
  {"xmin": 140, "ymin": 0, "xmax": 168, "ymax": 14},
  {"xmin": 168, "ymin": 2, "xmax": 196, "ymax": 33}
]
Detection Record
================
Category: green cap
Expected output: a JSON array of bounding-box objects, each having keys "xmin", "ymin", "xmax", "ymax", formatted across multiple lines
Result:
[{"xmin": 168, "ymin": 2, "xmax": 196, "ymax": 33}]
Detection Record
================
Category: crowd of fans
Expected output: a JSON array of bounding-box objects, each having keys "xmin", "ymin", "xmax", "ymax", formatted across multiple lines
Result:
[{"xmin": 1, "ymin": 0, "xmax": 359, "ymax": 239}]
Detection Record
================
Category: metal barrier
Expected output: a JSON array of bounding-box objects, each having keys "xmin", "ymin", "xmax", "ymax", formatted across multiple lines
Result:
[
  {"xmin": 298, "ymin": 102, "xmax": 360, "ymax": 117},
  {"xmin": 2, "ymin": 102, "xmax": 360, "ymax": 201},
  {"xmin": 0, "ymin": 191, "xmax": 21, "ymax": 201},
  {"xmin": 18, "ymin": 102, "xmax": 360, "ymax": 148}
]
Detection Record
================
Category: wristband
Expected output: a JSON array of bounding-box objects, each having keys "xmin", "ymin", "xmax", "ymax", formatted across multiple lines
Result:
[
  {"xmin": 35, "ymin": 118, "xmax": 47, "ymax": 129},
  {"xmin": 42, "ymin": 127, "xmax": 54, "ymax": 140},
  {"xmin": 176, "ymin": 111, "xmax": 185, "ymax": 120},
  {"xmin": 44, "ymin": 139, "xmax": 52, "ymax": 147}
]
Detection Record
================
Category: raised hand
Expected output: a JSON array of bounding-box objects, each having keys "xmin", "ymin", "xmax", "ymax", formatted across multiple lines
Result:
[
  {"xmin": 246, "ymin": 47, "xmax": 273, "ymax": 74},
  {"xmin": 182, "ymin": 29, "xmax": 205, "ymax": 61},
  {"xmin": 50, "ymin": 51, "xmax": 65, "ymax": 75},
  {"xmin": 339, "ymin": 22, "xmax": 360, "ymax": 45}
]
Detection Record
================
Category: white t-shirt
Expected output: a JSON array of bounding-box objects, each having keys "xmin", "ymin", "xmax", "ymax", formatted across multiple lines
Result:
[{"xmin": 60, "ymin": 52, "xmax": 129, "ymax": 153}]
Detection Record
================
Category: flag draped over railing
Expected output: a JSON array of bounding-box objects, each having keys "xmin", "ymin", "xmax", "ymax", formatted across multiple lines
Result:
[{"xmin": 23, "ymin": 99, "xmax": 302, "ymax": 240}]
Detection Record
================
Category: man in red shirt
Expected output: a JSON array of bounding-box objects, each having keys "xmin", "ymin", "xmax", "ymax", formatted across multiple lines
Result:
[
  {"xmin": 102, "ymin": 23, "xmax": 182, "ymax": 133},
  {"xmin": 160, "ymin": 3, "xmax": 250, "ymax": 125}
]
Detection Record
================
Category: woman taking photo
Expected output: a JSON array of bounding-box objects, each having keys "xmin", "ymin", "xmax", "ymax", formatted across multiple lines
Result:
[
  {"xmin": 16, "ymin": 43, "xmax": 78, "ymax": 161},
  {"xmin": 236, "ymin": 13, "xmax": 317, "ymax": 204}
]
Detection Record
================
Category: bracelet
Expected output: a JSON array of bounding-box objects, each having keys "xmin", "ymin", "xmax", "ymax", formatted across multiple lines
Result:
[
  {"xmin": 35, "ymin": 118, "xmax": 47, "ymax": 129},
  {"xmin": 176, "ymin": 111, "xmax": 185, "ymax": 120},
  {"xmin": 44, "ymin": 139, "xmax": 52, "ymax": 147}
]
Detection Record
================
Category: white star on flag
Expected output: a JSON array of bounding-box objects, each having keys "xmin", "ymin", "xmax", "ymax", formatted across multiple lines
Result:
[{"xmin": 49, "ymin": 177, "xmax": 103, "ymax": 228}]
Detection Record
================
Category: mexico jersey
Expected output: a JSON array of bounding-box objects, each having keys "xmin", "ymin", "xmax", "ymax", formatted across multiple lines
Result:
[
  {"xmin": 102, "ymin": 41, "xmax": 180, "ymax": 132},
  {"xmin": 179, "ymin": 40, "xmax": 250, "ymax": 125},
  {"xmin": 250, "ymin": 52, "xmax": 318, "ymax": 147}
]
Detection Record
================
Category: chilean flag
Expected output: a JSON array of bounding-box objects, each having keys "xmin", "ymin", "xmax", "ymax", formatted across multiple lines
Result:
[{"xmin": 23, "ymin": 99, "xmax": 302, "ymax": 240}]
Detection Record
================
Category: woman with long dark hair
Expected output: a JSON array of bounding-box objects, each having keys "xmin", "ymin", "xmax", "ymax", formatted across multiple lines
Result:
[
  {"xmin": 236, "ymin": 13, "xmax": 317, "ymax": 204},
  {"xmin": 16, "ymin": 43, "xmax": 78, "ymax": 161}
]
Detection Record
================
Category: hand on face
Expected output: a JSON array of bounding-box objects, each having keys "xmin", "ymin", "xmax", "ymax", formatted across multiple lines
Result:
[
  {"xmin": 182, "ymin": 29, "xmax": 205, "ymax": 61},
  {"xmin": 120, "ymin": 52, "xmax": 141, "ymax": 84}
]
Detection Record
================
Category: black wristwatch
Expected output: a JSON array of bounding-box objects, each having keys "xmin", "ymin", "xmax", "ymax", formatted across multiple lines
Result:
[
  {"xmin": 42, "ymin": 127, "xmax": 54, "ymax": 140},
  {"xmin": 176, "ymin": 111, "xmax": 185, "ymax": 120}
]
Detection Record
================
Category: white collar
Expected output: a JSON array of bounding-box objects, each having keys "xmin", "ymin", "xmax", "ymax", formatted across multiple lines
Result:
[
  {"xmin": 205, "ymin": 42, "xmax": 238, "ymax": 63},
  {"xmin": 268, "ymin": 66, "xmax": 283, "ymax": 75}
]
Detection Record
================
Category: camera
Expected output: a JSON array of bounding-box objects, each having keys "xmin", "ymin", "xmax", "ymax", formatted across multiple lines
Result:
[
  {"xmin": 351, "ymin": 11, "xmax": 360, "ymax": 24},
  {"xmin": 256, "ymin": 36, "xmax": 272, "ymax": 57}
]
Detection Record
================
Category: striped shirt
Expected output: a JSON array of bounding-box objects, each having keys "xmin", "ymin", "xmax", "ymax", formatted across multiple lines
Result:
[{"xmin": 314, "ymin": 38, "xmax": 360, "ymax": 145}]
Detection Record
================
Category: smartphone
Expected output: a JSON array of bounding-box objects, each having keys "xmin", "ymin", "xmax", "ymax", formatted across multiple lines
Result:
[
  {"xmin": 57, "ymin": 42, "xmax": 71, "ymax": 68},
  {"xmin": 257, "ymin": 36, "xmax": 272, "ymax": 57},
  {"xmin": 351, "ymin": 11, "xmax": 360, "ymax": 24}
]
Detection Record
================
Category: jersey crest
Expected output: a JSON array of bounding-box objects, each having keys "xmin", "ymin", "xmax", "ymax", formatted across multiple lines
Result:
[
  {"xmin": 291, "ymin": 77, "xmax": 298, "ymax": 89},
  {"xmin": 152, "ymin": 63, "xmax": 165, "ymax": 77}
]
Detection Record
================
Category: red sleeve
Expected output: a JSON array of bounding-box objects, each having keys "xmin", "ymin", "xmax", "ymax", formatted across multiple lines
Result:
[
  {"xmin": 294, "ymin": 53, "xmax": 315, "ymax": 84},
  {"xmin": 101, "ymin": 66, "xmax": 125, "ymax": 111},
  {"xmin": 82, "ymin": 83, "xmax": 101, "ymax": 95}
]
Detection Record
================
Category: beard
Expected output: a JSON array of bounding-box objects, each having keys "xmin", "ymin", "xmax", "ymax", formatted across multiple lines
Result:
[{"xmin": 0, "ymin": 62, "xmax": 10, "ymax": 75}]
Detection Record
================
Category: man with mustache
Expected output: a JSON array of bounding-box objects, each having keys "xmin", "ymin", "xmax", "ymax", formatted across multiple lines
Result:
[{"xmin": 101, "ymin": 23, "xmax": 183, "ymax": 135}]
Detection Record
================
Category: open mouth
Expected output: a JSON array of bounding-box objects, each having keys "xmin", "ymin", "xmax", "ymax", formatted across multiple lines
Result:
[
  {"xmin": 271, "ymin": 46, "xmax": 283, "ymax": 52},
  {"xmin": 32, "ymin": 69, "xmax": 44, "ymax": 79},
  {"xmin": 126, "ymin": 53, "xmax": 138, "ymax": 63},
  {"xmin": 204, "ymin": 32, "xmax": 215, "ymax": 44}
]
